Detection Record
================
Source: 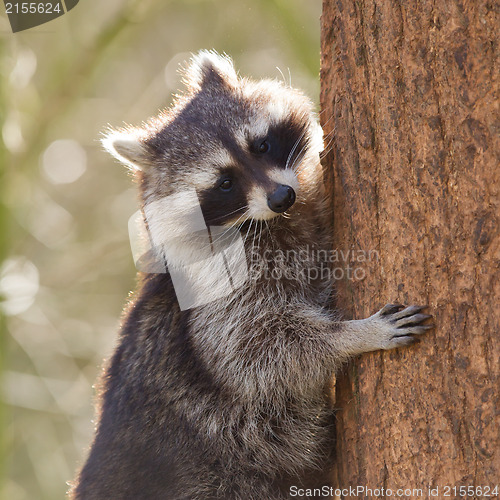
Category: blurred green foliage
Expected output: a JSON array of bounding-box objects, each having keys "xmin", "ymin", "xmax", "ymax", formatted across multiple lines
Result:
[{"xmin": 0, "ymin": 1, "xmax": 321, "ymax": 498}]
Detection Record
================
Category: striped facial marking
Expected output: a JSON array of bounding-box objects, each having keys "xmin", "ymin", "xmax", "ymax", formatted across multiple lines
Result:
[{"xmin": 197, "ymin": 115, "xmax": 310, "ymax": 225}]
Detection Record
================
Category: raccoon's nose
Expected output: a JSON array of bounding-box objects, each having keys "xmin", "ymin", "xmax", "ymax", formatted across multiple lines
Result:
[{"xmin": 267, "ymin": 184, "xmax": 296, "ymax": 213}]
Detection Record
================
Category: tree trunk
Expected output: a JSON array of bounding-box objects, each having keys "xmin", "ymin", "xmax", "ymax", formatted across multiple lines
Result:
[{"xmin": 320, "ymin": 0, "xmax": 499, "ymax": 496}]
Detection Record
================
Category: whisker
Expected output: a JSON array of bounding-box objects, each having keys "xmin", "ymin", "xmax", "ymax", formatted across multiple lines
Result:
[
  {"xmin": 285, "ymin": 128, "xmax": 308, "ymax": 171},
  {"xmin": 320, "ymin": 130, "xmax": 337, "ymax": 160},
  {"xmin": 276, "ymin": 66, "xmax": 288, "ymax": 87},
  {"xmin": 265, "ymin": 220, "xmax": 275, "ymax": 253},
  {"xmin": 290, "ymin": 147, "xmax": 309, "ymax": 175},
  {"xmin": 256, "ymin": 221, "xmax": 264, "ymax": 254},
  {"xmin": 209, "ymin": 209, "xmax": 249, "ymax": 249},
  {"xmin": 250, "ymin": 220, "xmax": 258, "ymax": 254},
  {"xmin": 190, "ymin": 208, "xmax": 249, "ymax": 256},
  {"xmin": 242, "ymin": 218, "xmax": 254, "ymax": 246},
  {"xmin": 239, "ymin": 218, "xmax": 255, "ymax": 262},
  {"xmin": 210, "ymin": 206, "xmax": 247, "ymax": 222}
]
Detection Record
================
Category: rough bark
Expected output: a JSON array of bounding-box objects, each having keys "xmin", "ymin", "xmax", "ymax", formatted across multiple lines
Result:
[{"xmin": 320, "ymin": 0, "xmax": 499, "ymax": 496}]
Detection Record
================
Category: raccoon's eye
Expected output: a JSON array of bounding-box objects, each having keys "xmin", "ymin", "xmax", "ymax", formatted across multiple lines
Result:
[
  {"xmin": 252, "ymin": 139, "xmax": 270, "ymax": 154},
  {"xmin": 257, "ymin": 140, "xmax": 270, "ymax": 154},
  {"xmin": 218, "ymin": 178, "xmax": 233, "ymax": 192}
]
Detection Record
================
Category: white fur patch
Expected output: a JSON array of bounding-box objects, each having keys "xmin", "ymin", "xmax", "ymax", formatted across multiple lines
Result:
[
  {"xmin": 187, "ymin": 168, "xmax": 220, "ymax": 191},
  {"xmin": 131, "ymin": 190, "xmax": 249, "ymax": 310},
  {"xmin": 247, "ymin": 185, "xmax": 277, "ymax": 221},
  {"xmin": 142, "ymin": 190, "xmax": 214, "ymax": 272},
  {"xmin": 233, "ymin": 118, "xmax": 269, "ymax": 151},
  {"xmin": 144, "ymin": 190, "xmax": 206, "ymax": 242},
  {"xmin": 310, "ymin": 120, "xmax": 324, "ymax": 154},
  {"xmin": 188, "ymin": 148, "xmax": 236, "ymax": 190},
  {"xmin": 211, "ymin": 148, "xmax": 234, "ymax": 169},
  {"xmin": 268, "ymin": 168, "xmax": 299, "ymax": 194},
  {"xmin": 102, "ymin": 129, "xmax": 147, "ymax": 171},
  {"xmin": 185, "ymin": 50, "xmax": 238, "ymax": 90},
  {"xmin": 266, "ymin": 100, "xmax": 290, "ymax": 125}
]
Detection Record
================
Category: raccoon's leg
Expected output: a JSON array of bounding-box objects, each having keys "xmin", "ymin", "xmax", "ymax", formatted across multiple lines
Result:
[{"xmin": 335, "ymin": 304, "xmax": 433, "ymax": 357}]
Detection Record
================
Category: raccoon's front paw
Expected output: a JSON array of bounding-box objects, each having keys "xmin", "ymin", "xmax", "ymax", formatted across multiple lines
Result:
[{"xmin": 375, "ymin": 303, "xmax": 433, "ymax": 349}]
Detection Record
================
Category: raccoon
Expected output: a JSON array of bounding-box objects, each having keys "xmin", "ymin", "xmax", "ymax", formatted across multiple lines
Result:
[{"xmin": 70, "ymin": 51, "xmax": 432, "ymax": 500}]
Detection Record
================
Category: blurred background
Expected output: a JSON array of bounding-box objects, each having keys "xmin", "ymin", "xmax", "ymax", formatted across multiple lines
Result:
[{"xmin": 0, "ymin": 1, "xmax": 321, "ymax": 498}]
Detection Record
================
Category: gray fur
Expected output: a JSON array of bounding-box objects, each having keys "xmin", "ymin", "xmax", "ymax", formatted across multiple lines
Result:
[{"xmin": 70, "ymin": 51, "xmax": 431, "ymax": 500}]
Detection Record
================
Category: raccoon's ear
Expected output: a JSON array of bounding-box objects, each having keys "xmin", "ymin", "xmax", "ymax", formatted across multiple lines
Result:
[
  {"xmin": 101, "ymin": 130, "xmax": 149, "ymax": 171},
  {"xmin": 184, "ymin": 50, "xmax": 238, "ymax": 91}
]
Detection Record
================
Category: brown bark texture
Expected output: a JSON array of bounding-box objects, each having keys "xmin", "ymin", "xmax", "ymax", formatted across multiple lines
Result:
[{"xmin": 320, "ymin": 0, "xmax": 499, "ymax": 497}]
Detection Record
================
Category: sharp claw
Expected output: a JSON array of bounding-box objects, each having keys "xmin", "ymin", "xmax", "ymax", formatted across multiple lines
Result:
[
  {"xmin": 407, "ymin": 325, "xmax": 434, "ymax": 334},
  {"xmin": 390, "ymin": 305, "xmax": 430, "ymax": 320},
  {"xmin": 395, "ymin": 313, "xmax": 433, "ymax": 327},
  {"xmin": 379, "ymin": 303, "xmax": 404, "ymax": 315},
  {"xmin": 389, "ymin": 335, "xmax": 421, "ymax": 348}
]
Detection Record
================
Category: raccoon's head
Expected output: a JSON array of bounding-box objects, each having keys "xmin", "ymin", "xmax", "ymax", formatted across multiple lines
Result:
[{"xmin": 103, "ymin": 51, "xmax": 323, "ymax": 230}]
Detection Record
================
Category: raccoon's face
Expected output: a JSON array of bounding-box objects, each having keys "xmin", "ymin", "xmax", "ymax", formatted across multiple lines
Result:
[{"xmin": 103, "ymin": 51, "xmax": 323, "ymax": 230}]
